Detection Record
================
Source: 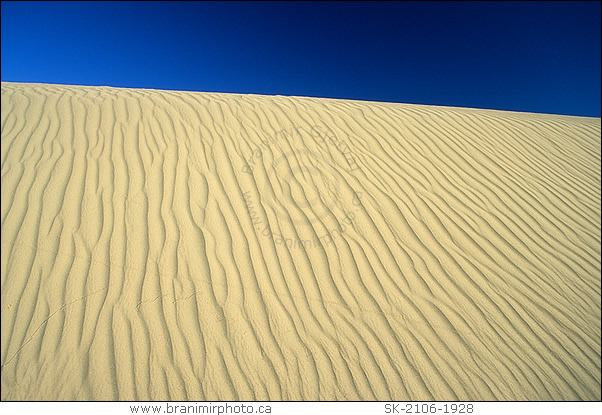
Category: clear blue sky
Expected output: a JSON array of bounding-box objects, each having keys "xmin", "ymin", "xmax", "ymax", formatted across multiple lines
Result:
[{"xmin": 2, "ymin": 1, "xmax": 600, "ymax": 117}]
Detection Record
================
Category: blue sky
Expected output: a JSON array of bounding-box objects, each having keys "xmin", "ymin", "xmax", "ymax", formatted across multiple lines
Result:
[{"xmin": 2, "ymin": 1, "xmax": 600, "ymax": 117}]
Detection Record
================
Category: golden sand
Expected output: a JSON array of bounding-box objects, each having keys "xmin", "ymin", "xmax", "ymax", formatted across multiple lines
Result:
[{"xmin": 1, "ymin": 82, "xmax": 600, "ymax": 400}]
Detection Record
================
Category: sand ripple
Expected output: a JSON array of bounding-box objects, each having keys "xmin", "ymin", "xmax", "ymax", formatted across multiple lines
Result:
[{"xmin": 1, "ymin": 83, "xmax": 600, "ymax": 400}]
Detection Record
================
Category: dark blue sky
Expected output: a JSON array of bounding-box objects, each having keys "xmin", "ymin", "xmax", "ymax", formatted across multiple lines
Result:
[{"xmin": 2, "ymin": 1, "xmax": 600, "ymax": 117}]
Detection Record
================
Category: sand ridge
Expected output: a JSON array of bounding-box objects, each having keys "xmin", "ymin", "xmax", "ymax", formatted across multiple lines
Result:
[{"xmin": 1, "ymin": 82, "xmax": 600, "ymax": 400}]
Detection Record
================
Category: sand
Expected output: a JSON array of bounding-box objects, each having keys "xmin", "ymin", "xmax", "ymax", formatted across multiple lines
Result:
[{"xmin": 1, "ymin": 82, "xmax": 600, "ymax": 401}]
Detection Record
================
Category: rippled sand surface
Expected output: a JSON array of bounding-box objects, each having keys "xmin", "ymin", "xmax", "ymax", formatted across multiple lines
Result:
[{"xmin": 1, "ymin": 82, "xmax": 600, "ymax": 400}]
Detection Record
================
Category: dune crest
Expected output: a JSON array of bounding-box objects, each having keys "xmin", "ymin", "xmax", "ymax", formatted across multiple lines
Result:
[{"xmin": 1, "ymin": 82, "xmax": 600, "ymax": 401}]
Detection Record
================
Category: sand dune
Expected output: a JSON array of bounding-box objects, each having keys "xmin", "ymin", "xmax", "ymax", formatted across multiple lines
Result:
[{"xmin": 1, "ymin": 82, "xmax": 600, "ymax": 401}]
